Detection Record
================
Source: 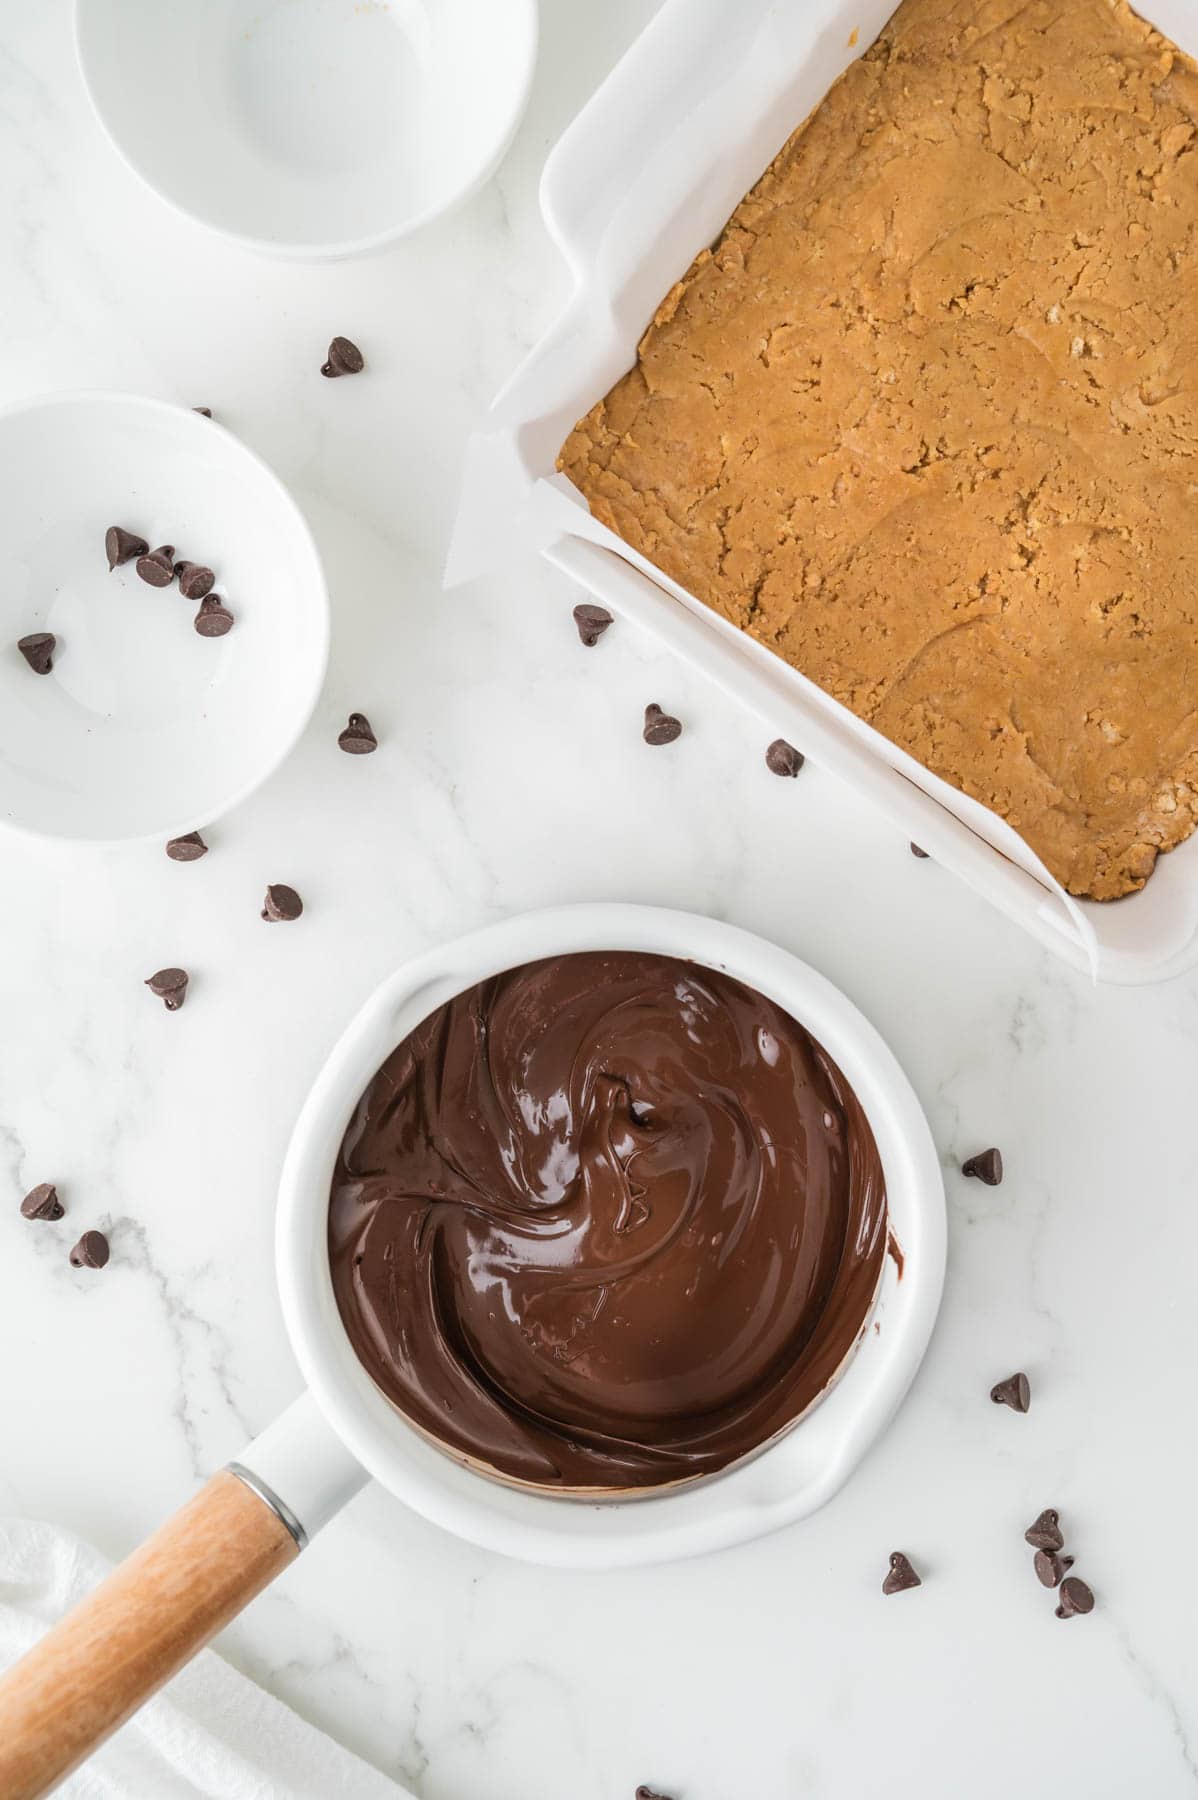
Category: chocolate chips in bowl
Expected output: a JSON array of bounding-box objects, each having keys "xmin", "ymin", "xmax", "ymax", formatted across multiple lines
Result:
[{"xmin": 0, "ymin": 393, "xmax": 328, "ymax": 846}]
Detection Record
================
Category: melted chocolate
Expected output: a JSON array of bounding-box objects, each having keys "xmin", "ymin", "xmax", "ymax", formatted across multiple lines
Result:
[{"xmin": 328, "ymin": 951, "xmax": 886, "ymax": 1492}]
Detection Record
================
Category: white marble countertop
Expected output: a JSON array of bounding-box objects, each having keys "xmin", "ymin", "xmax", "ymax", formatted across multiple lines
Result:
[{"xmin": 2, "ymin": 3, "xmax": 1197, "ymax": 1796}]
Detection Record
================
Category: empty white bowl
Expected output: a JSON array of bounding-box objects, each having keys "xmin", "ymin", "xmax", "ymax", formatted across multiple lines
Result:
[
  {"xmin": 75, "ymin": 0, "xmax": 539, "ymax": 260},
  {"xmin": 0, "ymin": 392, "xmax": 328, "ymax": 844}
]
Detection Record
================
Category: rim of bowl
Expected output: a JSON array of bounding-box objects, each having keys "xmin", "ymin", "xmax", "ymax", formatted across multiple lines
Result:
[
  {"xmin": 72, "ymin": 0, "xmax": 540, "ymax": 261},
  {"xmin": 276, "ymin": 904, "xmax": 947, "ymax": 1567},
  {"xmin": 0, "ymin": 389, "xmax": 330, "ymax": 847}
]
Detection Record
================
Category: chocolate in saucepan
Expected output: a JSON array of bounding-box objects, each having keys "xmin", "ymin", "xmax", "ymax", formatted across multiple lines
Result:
[{"xmin": 328, "ymin": 951, "xmax": 887, "ymax": 1492}]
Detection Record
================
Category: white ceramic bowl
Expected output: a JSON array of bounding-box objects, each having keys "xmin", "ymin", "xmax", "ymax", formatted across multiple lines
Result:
[
  {"xmin": 269, "ymin": 905, "xmax": 946, "ymax": 1568},
  {"xmin": 0, "ymin": 392, "xmax": 328, "ymax": 844},
  {"xmin": 75, "ymin": 0, "xmax": 539, "ymax": 260}
]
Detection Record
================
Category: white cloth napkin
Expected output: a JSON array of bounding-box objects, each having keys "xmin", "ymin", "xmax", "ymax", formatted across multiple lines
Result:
[{"xmin": 0, "ymin": 1518, "xmax": 409, "ymax": 1800}]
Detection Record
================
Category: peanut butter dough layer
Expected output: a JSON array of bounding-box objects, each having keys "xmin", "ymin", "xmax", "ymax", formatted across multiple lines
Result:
[{"xmin": 558, "ymin": 0, "xmax": 1198, "ymax": 899}]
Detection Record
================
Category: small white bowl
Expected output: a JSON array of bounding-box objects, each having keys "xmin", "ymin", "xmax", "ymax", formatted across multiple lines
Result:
[
  {"xmin": 273, "ymin": 905, "xmax": 946, "ymax": 1567},
  {"xmin": 0, "ymin": 392, "xmax": 328, "ymax": 844},
  {"xmin": 74, "ymin": 0, "xmax": 539, "ymax": 260}
]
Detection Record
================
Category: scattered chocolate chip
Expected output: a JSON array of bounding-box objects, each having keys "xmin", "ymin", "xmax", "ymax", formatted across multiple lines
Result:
[
  {"xmin": 17, "ymin": 633, "xmax": 55, "ymax": 674},
  {"xmin": 193, "ymin": 407, "xmax": 212, "ymax": 418},
  {"xmin": 1024, "ymin": 1508, "xmax": 1063, "ymax": 1552},
  {"xmin": 643, "ymin": 703, "xmax": 682, "ymax": 746},
  {"xmin": 136, "ymin": 545, "xmax": 176, "ymax": 588},
  {"xmin": 145, "ymin": 967, "xmax": 189, "ymax": 1011},
  {"xmin": 165, "ymin": 832, "xmax": 208, "ymax": 862},
  {"xmin": 910, "ymin": 842, "xmax": 930, "ymax": 858},
  {"xmin": 882, "ymin": 1551, "xmax": 921, "ymax": 1594},
  {"xmin": 962, "ymin": 1147, "xmax": 1003, "ymax": 1185},
  {"xmin": 105, "ymin": 526, "xmax": 148, "ymax": 570},
  {"xmin": 338, "ymin": 712, "xmax": 377, "ymax": 754},
  {"xmin": 69, "ymin": 1230, "xmax": 109, "ymax": 1270},
  {"xmin": 194, "ymin": 594, "xmax": 234, "ymax": 637},
  {"xmin": 20, "ymin": 1183, "xmax": 63, "ymax": 1222},
  {"xmin": 1055, "ymin": 1575, "xmax": 1095, "ymax": 1619},
  {"xmin": 262, "ymin": 883, "xmax": 303, "ymax": 922},
  {"xmin": 176, "ymin": 563, "xmax": 215, "ymax": 601},
  {"xmin": 765, "ymin": 737, "xmax": 804, "ymax": 777},
  {"xmin": 1034, "ymin": 1550, "xmax": 1074, "ymax": 1588},
  {"xmin": 572, "ymin": 603, "xmax": 612, "ymax": 647},
  {"xmin": 636, "ymin": 1788, "xmax": 674, "ymax": 1799},
  {"xmin": 991, "ymin": 1372, "xmax": 1031, "ymax": 1412},
  {"xmin": 321, "ymin": 336, "xmax": 365, "ymax": 378}
]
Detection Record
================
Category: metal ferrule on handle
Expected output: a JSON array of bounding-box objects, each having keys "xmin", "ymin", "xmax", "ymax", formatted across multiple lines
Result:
[{"xmin": 0, "ymin": 1393, "xmax": 366, "ymax": 1800}]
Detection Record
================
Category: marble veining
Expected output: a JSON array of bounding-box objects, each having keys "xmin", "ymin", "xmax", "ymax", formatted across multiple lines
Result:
[{"xmin": 0, "ymin": 2, "xmax": 1197, "ymax": 1796}]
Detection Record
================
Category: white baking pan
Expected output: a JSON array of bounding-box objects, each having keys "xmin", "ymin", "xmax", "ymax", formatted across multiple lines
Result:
[
  {"xmin": 448, "ymin": 0, "xmax": 1198, "ymax": 984},
  {"xmin": 0, "ymin": 908, "xmax": 944, "ymax": 1796}
]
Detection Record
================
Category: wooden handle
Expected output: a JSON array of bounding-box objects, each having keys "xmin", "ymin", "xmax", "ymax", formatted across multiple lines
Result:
[{"xmin": 0, "ymin": 1470, "xmax": 299, "ymax": 1800}]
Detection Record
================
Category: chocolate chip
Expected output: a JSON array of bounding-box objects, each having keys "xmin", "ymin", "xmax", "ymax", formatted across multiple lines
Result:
[
  {"xmin": 17, "ymin": 633, "xmax": 55, "ymax": 674},
  {"xmin": 165, "ymin": 832, "xmax": 208, "ymax": 862},
  {"xmin": 193, "ymin": 407, "xmax": 212, "ymax": 418},
  {"xmin": 136, "ymin": 545, "xmax": 176, "ymax": 588},
  {"xmin": 321, "ymin": 336, "xmax": 364, "ymax": 378},
  {"xmin": 105, "ymin": 526, "xmax": 148, "ymax": 570},
  {"xmin": 990, "ymin": 1372, "xmax": 1030, "ymax": 1412},
  {"xmin": 1024, "ymin": 1508, "xmax": 1063, "ymax": 1552},
  {"xmin": 573, "ymin": 603, "xmax": 612, "ymax": 647},
  {"xmin": 910, "ymin": 842, "xmax": 929, "ymax": 858},
  {"xmin": 765, "ymin": 738, "xmax": 804, "ymax": 777},
  {"xmin": 194, "ymin": 595, "xmax": 234, "ymax": 637},
  {"xmin": 1034, "ymin": 1550, "xmax": 1074, "ymax": 1588},
  {"xmin": 69, "ymin": 1230, "xmax": 109, "ymax": 1269},
  {"xmin": 962, "ymin": 1147, "xmax": 1003, "ymax": 1185},
  {"xmin": 338, "ymin": 712, "xmax": 377, "ymax": 754},
  {"xmin": 176, "ymin": 563, "xmax": 215, "ymax": 601},
  {"xmin": 1055, "ymin": 1575, "xmax": 1095, "ymax": 1619},
  {"xmin": 262, "ymin": 883, "xmax": 303, "ymax": 922},
  {"xmin": 145, "ymin": 967, "xmax": 189, "ymax": 1011},
  {"xmin": 643, "ymin": 703, "xmax": 682, "ymax": 746},
  {"xmin": 882, "ymin": 1551, "xmax": 921, "ymax": 1594},
  {"xmin": 636, "ymin": 1788, "xmax": 674, "ymax": 1799},
  {"xmin": 20, "ymin": 1183, "xmax": 63, "ymax": 1222}
]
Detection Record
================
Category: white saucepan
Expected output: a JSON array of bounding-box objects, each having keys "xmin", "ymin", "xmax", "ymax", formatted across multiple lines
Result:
[{"xmin": 0, "ymin": 905, "xmax": 945, "ymax": 1798}]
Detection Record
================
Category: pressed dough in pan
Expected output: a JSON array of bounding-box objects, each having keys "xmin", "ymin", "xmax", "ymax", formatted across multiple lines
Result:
[{"xmin": 559, "ymin": 0, "xmax": 1198, "ymax": 899}]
